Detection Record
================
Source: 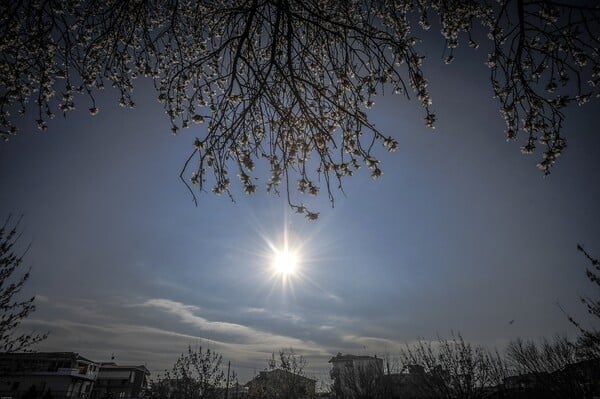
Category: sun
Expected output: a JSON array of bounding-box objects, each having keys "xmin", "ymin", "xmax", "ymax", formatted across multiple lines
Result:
[{"xmin": 272, "ymin": 248, "xmax": 298, "ymax": 276}]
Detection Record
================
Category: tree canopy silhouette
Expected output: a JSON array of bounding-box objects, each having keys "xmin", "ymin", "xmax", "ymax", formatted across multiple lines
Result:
[{"xmin": 1, "ymin": 1, "xmax": 598, "ymax": 218}]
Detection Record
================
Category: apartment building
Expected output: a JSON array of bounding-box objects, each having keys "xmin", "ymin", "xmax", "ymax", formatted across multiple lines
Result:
[{"xmin": 0, "ymin": 352, "xmax": 99, "ymax": 399}]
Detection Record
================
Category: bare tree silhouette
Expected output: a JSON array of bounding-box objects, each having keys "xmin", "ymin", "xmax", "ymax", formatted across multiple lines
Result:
[
  {"xmin": 398, "ymin": 334, "xmax": 505, "ymax": 399},
  {"xmin": 149, "ymin": 345, "xmax": 234, "ymax": 399},
  {"xmin": 564, "ymin": 244, "xmax": 600, "ymax": 353},
  {"xmin": 247, "ymin": 348, "xmax": 314, "ymax": 399},
  {"xmin": 0, "ymin": 216, "xmax": 47, "ymax": 352},
  {"xmin": 333, "ymin": 358, "xmax": 388, "ymax": 399},
  {"xmin": 1, "ymin": 1, "xmax": 598, "ymax": 217},
  {"xmin": 506, "ymin": 335, "xmax": 597, "ymax": 399}
]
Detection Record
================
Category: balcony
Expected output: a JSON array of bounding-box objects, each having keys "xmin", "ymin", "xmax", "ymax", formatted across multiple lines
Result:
[{"xmin": 30, "ymin": 368, "xmax": 96, "ymax": 380}]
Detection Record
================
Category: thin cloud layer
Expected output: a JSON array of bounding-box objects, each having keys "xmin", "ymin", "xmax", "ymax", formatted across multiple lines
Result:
[
  {"xmin": 24, "ymin": 296, "xmax": 337, "ymax": 381},
  {"xmin": 140, "ymin": 298, "xmax": 320, "ymax": 349}
]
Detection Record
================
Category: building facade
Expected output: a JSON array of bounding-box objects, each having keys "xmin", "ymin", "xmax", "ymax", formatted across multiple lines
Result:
[
  {"xmin": 91, "ymin": 363, "xmax": 149, "ymax": 399},
  {"xmin": 0, "ymin": 352, "xmax": 99, "ymax": 399}
]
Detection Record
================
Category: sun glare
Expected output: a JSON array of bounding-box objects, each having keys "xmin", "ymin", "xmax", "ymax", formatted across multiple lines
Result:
[{"xmin": 272, "ymin": 248, "xmax": 298, "ymax": 276}]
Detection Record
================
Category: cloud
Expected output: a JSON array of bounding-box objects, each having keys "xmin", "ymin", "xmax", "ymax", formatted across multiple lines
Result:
[
  {"xmin": 24, "ymin": 307, "xmax": 327, "ymax": 382},
  {"xmin": 245, "ymin": 307, "xmax": 267, "ymax": 314},
  {"xmin": 339, "ymin": 334, "xmax": 404, "ymax": 353},
  {"xmin": 22, "ymin": 317, "xmax": 236, "ymax": 372},
  {"xmin": 140, "ymin": 298, "xmax": 326, "ymax": 352},
  {"xmin": 24, "ymin": 296, "xmax": 386, "ymax": 382},
  {"xmin": 141, "ymin": 298, "xmax": 262, "ymax": 342},
  {"xmin": 327, "ymin": 293, "xmax": 343, "ymax": 303}
]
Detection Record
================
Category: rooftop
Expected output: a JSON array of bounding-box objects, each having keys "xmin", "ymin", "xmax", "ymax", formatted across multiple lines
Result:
[
  {"xmin": 99, "ymin": 363, "xmax": 150, "ymax": 375},
  {"xmin": 0, "ymin": 352, "xmax": 95, "ymax": 364}
]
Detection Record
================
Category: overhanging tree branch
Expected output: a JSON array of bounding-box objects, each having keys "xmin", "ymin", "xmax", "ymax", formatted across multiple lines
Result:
[{"xmin": 1, "ymin": 1, "xmax": 598, "ymax": 218}]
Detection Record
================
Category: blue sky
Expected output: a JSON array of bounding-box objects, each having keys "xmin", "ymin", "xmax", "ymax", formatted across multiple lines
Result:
[{"xmin": 1, "ymin": 36, "xmax": 599, "ymax": 384}]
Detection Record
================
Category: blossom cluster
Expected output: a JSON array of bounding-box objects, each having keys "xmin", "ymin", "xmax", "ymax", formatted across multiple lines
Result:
[
  {"xmin": 1, "ymin": 0, "xmax": 598, "ymax": 218},
  {"xmin": 484, "ymin": 1, "xmax": 599, "ymax": 174}
]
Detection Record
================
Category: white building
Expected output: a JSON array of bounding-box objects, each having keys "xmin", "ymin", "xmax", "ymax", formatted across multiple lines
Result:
[
  {"xmin": 0, "ymin": 352, "xmax": 99, "ymax": 399},
  {"xmin": 91, "ymin": 363, "xmax": 150, "ymax": 399}
]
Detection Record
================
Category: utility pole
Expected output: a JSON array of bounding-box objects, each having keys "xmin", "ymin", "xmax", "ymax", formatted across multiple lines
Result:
[{"xmin": 225, "ymin": 360, "xmax": 231, "ymax": 399}]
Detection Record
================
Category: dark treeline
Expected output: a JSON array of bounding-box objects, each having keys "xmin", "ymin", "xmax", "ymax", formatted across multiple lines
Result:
[{"xmin": 148, "ymin": 332, "xmax": 599, "ymax": 399}]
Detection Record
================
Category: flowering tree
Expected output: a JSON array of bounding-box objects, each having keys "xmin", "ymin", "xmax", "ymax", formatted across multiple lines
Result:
[
  {"xmin": 0, "ymin": 216, "xmax": 47, "ymax": 352},
  {"xmin": 1, "ymin": 1, "xmax": 598, "ymax": 218}
]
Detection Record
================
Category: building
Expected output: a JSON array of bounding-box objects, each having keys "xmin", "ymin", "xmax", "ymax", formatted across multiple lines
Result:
[
  {"xmin": 328, "ymin": 353, "xmax": 384, "ymax": 398},
  {"xmin": 91, "ymin": 363, "xmax": 150, "ymax": 399},
  {"xmin": 382, "ymin": 366, "xmax": 434, "ymax": 399},
  {"xmin": 214, "ymin": 382, "xmax": 249, "ymax": 399},
  {"xmin": 245, "ymin": 369, "xmax": 316, "ymax": 399},
  {"xmin": 493, "ymin": 357, "xmax": 600, "ymax": 399},
  {"xmin": 0, "ymin": 352, "xmax": 99, "ymax": 399}
]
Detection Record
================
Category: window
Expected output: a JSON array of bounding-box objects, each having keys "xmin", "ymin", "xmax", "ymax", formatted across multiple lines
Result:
[{"xmin": 78, "ymin": 363, "xmax": 88, "ymax": 375}]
